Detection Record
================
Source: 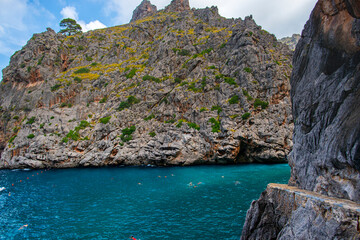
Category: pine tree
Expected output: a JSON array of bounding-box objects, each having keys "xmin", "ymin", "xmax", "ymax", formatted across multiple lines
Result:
[{"xmin": 59, "ymin": 18, "xmax": 82, "ymax": 36}]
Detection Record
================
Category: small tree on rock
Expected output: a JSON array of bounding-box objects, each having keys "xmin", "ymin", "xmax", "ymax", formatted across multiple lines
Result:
[{"xmin": 59, "ymin": 18, "xmax": 82, "ymax": 36}]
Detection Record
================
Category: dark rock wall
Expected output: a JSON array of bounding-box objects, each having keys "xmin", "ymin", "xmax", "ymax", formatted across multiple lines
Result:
[
  {"xmin": 242, "ymin": 0, "xmax": 360, "ymax": 239},
  {"xmin": 289, "ymin": 0, "xmax": 360, "ymax": 203}
]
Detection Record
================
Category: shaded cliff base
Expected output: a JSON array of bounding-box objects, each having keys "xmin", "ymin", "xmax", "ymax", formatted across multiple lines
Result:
[{"xmin": 241, "ymin": 184, "xmax": 360, "ymax": 239}]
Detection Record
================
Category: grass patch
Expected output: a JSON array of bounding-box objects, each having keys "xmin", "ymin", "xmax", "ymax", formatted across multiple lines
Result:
[
  {"xmin": 27, "ymin": 134, "xmax": 35, "ymax": 139},
  {"xmin": 211, "ymin": 105, "xmax": 222, "ymax": 114},
  {"xmin": 144, "ymin": 114, "xmax": 155, "ymax": 121},
  {"xmin": 143, "ymin": 75, "xmax": 160, "ymax": 83},
  {"xmin": 126, "ymin": 68, "xmax": 137, "ymax": 79},
  {"xmin": 254, "ymin": 99, "xmax": 269, "ymax": 109},
  {"xmin": 224, "ymin": 77, "xmax": 237, "ymax": 86},
  {"xmin": 120, "ymin": 126, "xmax": 136, "ymax": 142},
  {"xmin": 99, "ymin": 116, "xmax": 111, "ymax": 124},
  {"xmin": 118, "ymin": 95, "xmax": 140, "ymax": 111},
  {"xmin": 208, "ymin": 118, "xmax": 220, "ymax": 133},
  {"xmin": 187, "ymin": 122, "xmax": 200, "ymax": 130},
  {"xmin": 74, "ymin": 68, "xmax": 90, "ymax": 74},
  {"xmin": 242, "ymin": 112, "xmax": 251, "ymax": 120},
  {"xmin": 51, "ymin": 84, "xmax": 62, "ymax": 92},
  {"xmin": 149, "ymin": 132, "xmax": 156, "ymax": 137},
  {"xmin": 229, "ymin": 95, "xmax": 239, "ymax": 104},
  {"xmin": 26, "ymin": 117, "xmax": 36, "ymax": 124}
]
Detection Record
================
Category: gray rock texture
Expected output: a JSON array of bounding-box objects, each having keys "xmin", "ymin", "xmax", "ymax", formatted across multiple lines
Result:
[
  {"xmin": 241, "ymin": 184, "xmax": 360, "ymax": 240},
  {"xmin": 165, "ymin": 0, "xmax": 190, "ymax": 12},
  {"xmin": 242, "ymin": 0, "xmax": 360, "ymax": 239},
  {"xmin": 289, "ymin": 0, "xmax": 360, "ymax": 203},
  {"xmin": 130, "ymin": 0, "xmax": 157, "ymax": 23},
  {"xmin": 279, "ymin": 34, "xmax": 300, "ymax": 51},
  {"xmin": 0, "ymin": 2, "xmax": 293, "ymax": 169}
]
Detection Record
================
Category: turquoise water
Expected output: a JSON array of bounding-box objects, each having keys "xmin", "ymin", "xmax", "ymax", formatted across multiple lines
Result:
[{"xmin": 0, "ymin": 164, "xmax": 290, "ymax": 239}]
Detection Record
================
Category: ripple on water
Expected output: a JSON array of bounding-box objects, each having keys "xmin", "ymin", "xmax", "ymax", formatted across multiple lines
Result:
[{"xmin": 0, "ymin": 164, "xmax": 290, "ymax": 239}]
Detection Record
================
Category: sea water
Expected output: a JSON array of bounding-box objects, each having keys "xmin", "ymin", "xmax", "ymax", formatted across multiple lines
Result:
[{"xmin": 0, "ymin": 164, "xmax": 290, "ymax": 239}]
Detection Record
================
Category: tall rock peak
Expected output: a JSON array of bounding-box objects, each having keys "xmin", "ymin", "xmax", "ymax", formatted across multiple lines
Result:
[
  {"xmin": 165, "ymin": 0, "xmax": 190, "ymax": 12},
  {"xmin": 130, "ymin": 0, "xmax": 157, "ymax": 22}
]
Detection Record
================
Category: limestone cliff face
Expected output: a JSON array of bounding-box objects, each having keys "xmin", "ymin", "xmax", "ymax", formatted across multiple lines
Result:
[
  {"xmin": 242, "ymin": 0, "xmax": 360, "ymax": 239},
  {"xmin": 0, "ymin": 2, "xmax": 293, "ymax": 169},
  {"xmin": 130, "ymin": 0, "xmax": 157, "ymax": 23},
  {"xmin": 290, "ymin": 0, "xmax": 360, "ymax": 203}
]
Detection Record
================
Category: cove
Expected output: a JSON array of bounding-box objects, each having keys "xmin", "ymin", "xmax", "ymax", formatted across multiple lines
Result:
[{"xmin": 0, "ymin": 164, "xmax": 290, "ymax": 239}]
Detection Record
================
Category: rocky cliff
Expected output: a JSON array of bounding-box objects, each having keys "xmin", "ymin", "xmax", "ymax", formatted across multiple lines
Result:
[
  {"xmin": 279, "ymin": 34, "xmax": 300, "ymax": 51},
  {"xmin": 242, "ymin": 0, "xmax": 360, "ymax": 239},
  {"xmin": 0, "ymin": 0, "xmax": 293, "ymax": 169}
]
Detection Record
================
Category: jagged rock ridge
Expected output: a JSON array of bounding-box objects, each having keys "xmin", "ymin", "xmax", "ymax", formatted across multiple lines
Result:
[
  {"xmin": 131, "ymin": 0, "xmax": 157, "ymax": 23},
  {"xmin": 0, "ymin": 2, "xmax": 293, "ymax": 169},
  {"xmin": 241, "ymin": 0, "xmax": 360, "ymax": 239},
  {"xmin": 279, "ymin": 34, "xmax": 300, "ymax": 51}
]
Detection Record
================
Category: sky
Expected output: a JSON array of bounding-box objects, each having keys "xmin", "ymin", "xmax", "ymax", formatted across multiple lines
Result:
[{"xmin": 0, "ymin": 0, "xmax": 317, "ymax": 79}]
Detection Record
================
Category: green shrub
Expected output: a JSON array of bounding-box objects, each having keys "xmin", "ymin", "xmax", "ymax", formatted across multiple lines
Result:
[
  {"xmin": 99, "ymin": 97, "xmax": 107, "ymax": 103},
  {"xmin": 20, "ymin": 63, "xmax": 26, "ymax": 68},
  {"xmin": 120, "ymin": 126, "xmax": 136, "ymax": 142},
  {"xmin": 9, "ymin": 135, "xmax": 17, "ymax": 143},
  {"xmin": 126, "ymin": 68, "xmax": 137, "ymax": 79},
  {"xmin": 242, "ymin": 89, "xmax": 253, "ymax": 101},
  {"xmin": 187, "ymin": 122, "xmax": 200, "ymax": 130},
  {"xmin": 62, "ymin": 137, "xmax": 69, "ymax": 143},
  {"xmin": 27, "ymin": 66, "xmax": 31, "ymax": 73},
  {"xmin": 177, "ymin": 49, "xmax": 191, "ymax": 56},
  {"xmin": 76, "ymin": 120, "xmax": 90, "ymax": 131},
  {"xmin": 40, "ymin": 123, "xmax": 44, "ymax": 129},
  {"xmin": 66, "ymin": 130, "xmax": 80, "ymax": 141},
  {"xmin": 51, "ymin": 84, "xmax": 62, "ymax": 92},
  {"xmin": 180, "ymin": 81, "xmax": 188, "ymax": 86},
  {"xmin": 208, "ymin": 118, "xmax": 220, "ymax": 133},
  {"xmin": 165, "ymin": 119, "xmax": 176, "ymax": 124},
  {"xmin": 99, "ymin": 116, "xmax": 111, "ymax": 124},
  {"xmin": 27, "ymin": 134, "xmax": 35, "ymax": 139},
  {"xmin": 149, "ymin": 132, "xmax": 156, "ymax": 137},
  {"xmin": 174, "ymin": 77, "xmax": 182, "ymax": 84},
  {"xmin": 26, "ymin": 117, "xmax": 36, "ymax": 124},
  {"xmin": 50, "ymin": 116, "xmax": 55, "ymax": 119},
  {"xmin": 37, "ymin": 55, "xmax": 44, "ymax": 65},
  {"xmin": 188, "ymin": 82, "xmax": 202, "ymax": 93},
  {"xmin": 229, "ymin": 95, "xmax": 239, "ymax": 104},
  {"xmin": 254, "ymin": 99, "xmax": 269, "ymax": 109},
  {"xmin": 176, "ymin": 120, "xmax": 184, "ymax": 128},
  {"xmin": 60, "ymin": 103, "xmax": 67, "ymax": 108},
  {"xmin": 242, "ymin": 112, "xmax": 251, "ymax": 120},
  {"xmin": 74, "ymin": 77, "xmax": 82, "ymax": 83},
  {"xmin": 91, "ymin": 62, "xmax": 98, "ymax": 67},
  {"xmin": 200, "ymin": 107, "xmax": 208, "ymax": 112},
  {"xmin": 86, "ymin": 56, "xmax": 93, "ymax": 61},
  {"xmin": 77, "ymin": 46, "xmax": 84, "ymax": 51},
  {"xmin": 224, "ymin": 77, "xmax": 237, "ymax": 86},
  {"xmin": 144, "ymin": 114, "xmax": 155, "ymax": 121},
  {"xmin": 220, "ymin": 43, "xmax": 226, "ymax": 49},
  {"xmin": 118, "ymin": 95, "xmax": 140, "ymax": 111},
  {"xmin": 13, "ymin": 115, "xmax": 19, "ymax": 120},
  {"xmin": 208, "ymin": 65, "xmax": 216, "ymax": 69},
  {"xmin": 143, "ymin": 75, "xmax": 160, "ymax": 83},
  {"xmin": 74, "ymin": 68, "xmax": 90, "ymax": 74},
  {"xmin": 244, "ymin": 67, "xmax": 252, "ymax": 73},
  {"xmin": 215, "ymin": 74, "xmax": 224, "ymax": 80},
  {"xmin": 211, "ymin": 105, "xmax": 222, "ymax": 114},
  {"xmin": 200, "ymin": 48, "xmax": 213, "ymax": 55}
]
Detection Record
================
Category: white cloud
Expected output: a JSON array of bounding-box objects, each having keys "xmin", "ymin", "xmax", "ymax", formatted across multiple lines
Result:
[
  {"xmin": 78, "ymin": 20, "xmax": 107, "ymax": 32},
  {"xmin": 60, "ymin": 6, "xmax": 107, "ymax": 32},
  {"xmin": 60, "ymin": 6, "xmax": 79, "ymax": 20}
]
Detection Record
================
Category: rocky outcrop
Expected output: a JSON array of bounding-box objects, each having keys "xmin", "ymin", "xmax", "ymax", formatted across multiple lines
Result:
[
  {"xmin": 242, "ymin": 0, "xmax": 360, "ymax": 239},
  {"xmin": 130, "ymin": 0, "xmax": 157, "ymax": 22},
  {"xmin": 290, "ymin": 0, "xmax": 360, "ymax": 203},
  {"xmin": 241, "ymin": 184, "xmax": 360, "ymax": 239},
  {"xmin": 165, "ymin": 0, "xmax": 190, "ymax": 12},
  {"xmin": 0, "ymin": 1, "xmax": 293, "ymax": 169},
  {"xmin": 279, "ymin": 34, "xmax": 300, "ymax": 51}
]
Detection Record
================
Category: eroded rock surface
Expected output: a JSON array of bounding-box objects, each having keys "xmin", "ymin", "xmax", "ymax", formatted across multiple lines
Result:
[
  {"xmin": 242, "ymin": 0, "xmax": 360, "ymax": 239},
  {"xmin": 0, "ymin": 2, "xmax": 293, "ymax": 169},
  {"xmin": 241, "ymin": 184, "xmax": 360, "ymax": 239},
  {"xmin": 130, "ymin": 0, "xmax": 157, "ymax": 22}
]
